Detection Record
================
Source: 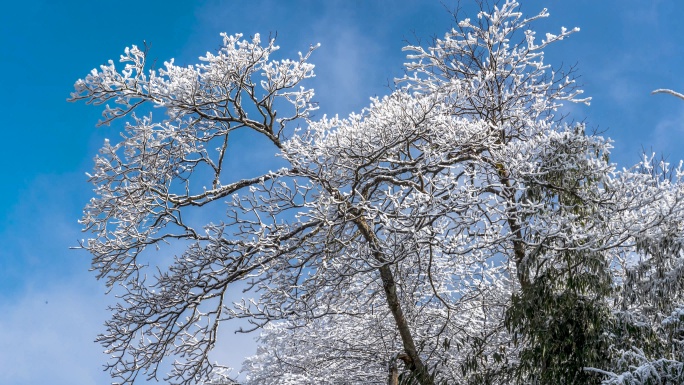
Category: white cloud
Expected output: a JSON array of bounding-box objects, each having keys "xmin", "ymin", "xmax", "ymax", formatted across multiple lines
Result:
[
  {"xmin": 0, "ymin": 172, "xmax": 118, "ymax": 385},
  {"xmin": 308, "ymin": 20, "xmax": 385, "ymax": 116},
  {"xmin": 0, "ymin": 278, "xmax": 112, "ymax": 385},
  {"xmin": 649, "ymin": 103, "xmax": 684, "ymax": 158}
]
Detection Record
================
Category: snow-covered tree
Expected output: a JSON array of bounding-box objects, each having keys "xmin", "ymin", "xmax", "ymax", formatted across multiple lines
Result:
[
  {"xmin": 653, "ymin": 89, "xmax": 684, "ymax": 100},
  {"xmin": 71, "ymin": 1, "xmax": 684, "ymax": 384}
]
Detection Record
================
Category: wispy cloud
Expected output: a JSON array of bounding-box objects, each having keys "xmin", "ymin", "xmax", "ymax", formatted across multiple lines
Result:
[
  {"xmin": 649, "ymin": 102, "xmax": 684, "ymax": 159},
  {"xmin": 0, "ymin": 278, "xmax": 112, "ymax": 385},
  {"xmin": 308, "ymin": 17, "xmax": 386, "ymax": 116},
  {"xmin": 0, "ymin": 172, "xmax": 114, "ymax": 385}
]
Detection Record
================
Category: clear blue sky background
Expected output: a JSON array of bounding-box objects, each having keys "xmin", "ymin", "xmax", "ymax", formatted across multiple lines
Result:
[{"xmin": 0, "ymin": 1, "xmax": 682, "ymax": 384}]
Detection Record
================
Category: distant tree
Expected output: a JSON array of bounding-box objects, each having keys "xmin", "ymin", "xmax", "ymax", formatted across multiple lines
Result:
[
  {"xmin": 591, "ymin": 90, "xmax": 684, "ymax": 385},
  {"xmin": 71, "ymin": 1, "xmax": 684, "ymax": 384}
]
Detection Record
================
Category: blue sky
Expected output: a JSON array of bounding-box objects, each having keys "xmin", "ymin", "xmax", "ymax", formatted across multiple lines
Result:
[{"xmin": 1, "ymin": 1, "xmax": 683, "ymax": 384}]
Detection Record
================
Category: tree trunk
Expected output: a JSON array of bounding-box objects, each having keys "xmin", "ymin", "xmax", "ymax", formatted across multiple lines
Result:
[
  {"xmin": 344, "ymin": 198, "xmax": 434, "ymax": 385},
  {"xmin": 378, "ymin": 264, "xmax": 430, "ymax": 382},
  {"xmin": 348, "ymin": 202, "xmax": 434, "ymax": 385},
  {"xmin": 388, "ymin": 361, "xmax": 399, "ymax": 385}
]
